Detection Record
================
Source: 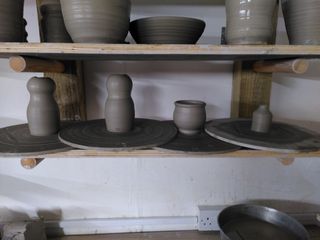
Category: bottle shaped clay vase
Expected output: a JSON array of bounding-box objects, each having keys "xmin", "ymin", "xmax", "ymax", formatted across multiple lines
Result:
[
  {"xmin": 27, "ymin": 77, "xmax": 60, "ymax": 136},
  {"xmin": 105, "ymin": 74, "xmax": 135, "ymax": 133},
  {"xmin": 251, "ymin": 105, "xmax": 273, "ymax": 133},
  {"xmin": 173, "ymin": 100, "xmax": 206, "ymax": 136}
]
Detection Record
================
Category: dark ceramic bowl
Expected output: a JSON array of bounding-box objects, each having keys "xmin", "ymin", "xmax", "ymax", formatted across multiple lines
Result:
[{"xmin": 130, "ymin": 16, "xmax": 206, "ymax": 44}]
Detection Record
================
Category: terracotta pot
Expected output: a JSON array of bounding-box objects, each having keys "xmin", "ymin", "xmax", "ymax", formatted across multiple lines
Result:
[
  {"xmin": 0, "ymin": 0, "xmax": 25, "ymax": 42},
  {"xmin": 40, "ymin": 0, "xmax": 72, "ymax": 43},
  {"xmin": 60, "ymin": 0, "xmax": 131, "ymax": 43},
  {"xmin": 225, "ymin": 0, "xmax": 278, "ymax": 44},
  {"xmin": 173, "ymin": 100, "xmax": 206, "ymax": 136},
  {"xmin": 282, "ymin": 0, "xmax": 320, "ymax": 45},
  {"xmin": 105, "ymin": 74, "xmax": 135, "ymax": 133}
]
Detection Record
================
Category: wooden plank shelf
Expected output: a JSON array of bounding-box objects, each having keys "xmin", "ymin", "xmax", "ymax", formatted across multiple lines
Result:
[
  {"xmin": 49, "ymin": 227, "xmax": 320, "ymax": 240},
  {"xmin": 19, "ymin": 149, "xmax": 320, "ymax": 159},
  {"xmin": 1, "ymin": 43, "xmax": 320, "ymax": 61}
]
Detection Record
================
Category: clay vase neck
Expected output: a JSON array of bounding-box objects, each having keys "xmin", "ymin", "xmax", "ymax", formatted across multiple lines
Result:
[
  {"xmin": 105, "ymin": 74, "xmax": 135, "ymax": 133},
  {"xmin": 173, "ymin": 100, "xmax": 206, "ymax": 136},
  {"xmin": 27, "ymin": 77, "xmax": 60, "ymax": 136},
  {"xmin": 251, "ymin": 105, "xmax": 273, "ymax": 133}
]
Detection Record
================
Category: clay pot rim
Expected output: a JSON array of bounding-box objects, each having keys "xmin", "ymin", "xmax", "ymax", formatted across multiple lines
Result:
[{"xmin": 175, "ymin": 100, "xmax": 206, "ymax": 107}]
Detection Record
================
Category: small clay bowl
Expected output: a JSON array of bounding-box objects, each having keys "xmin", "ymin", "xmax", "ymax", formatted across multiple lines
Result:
[{"xmin": 130, "ymin": 16, "xmax": 206, "ymax": 44}]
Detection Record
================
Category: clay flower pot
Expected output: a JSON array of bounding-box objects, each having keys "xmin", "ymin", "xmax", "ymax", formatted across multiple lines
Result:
[
  {"xmin": 60, "ymin": 0, "xmax": 131, "ymax": 43},
  {"xmin": 282, "ymin": 0, "xmax": 320, "ymax": 45},
  {"xmin": 225, "ymin": 0, "xmax": 278, "ymax": 44},
  {"xmin": 0, "ymin": 0, "xmax": 25, "ymax": 42},
  {"xmin": 173, "ymin": 100, "xmax": 206, "ymax": 136}
]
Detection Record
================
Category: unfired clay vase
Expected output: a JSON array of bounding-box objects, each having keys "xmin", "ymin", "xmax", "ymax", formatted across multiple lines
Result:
[
  {"xmin": 0, "ymin": 0, "xmax": 25, "ymax": 42},
  {"xmin": 60, "ymin": 0, "xmax": 131, "ymax": 43},
  {"xmin": 173, "ymin": 100, "xmax": 206, "ymax": 136},
  {"xmin": 251, "ymin": 105, "xmax": 273, "ymax": 133},
  {"xmin": 40, "ymin": 0, "xmax": 72, "ymax": 43},
  {"xmin": 27, "ymin": 77, "xmax": 60, "ymax": 136},
  {"xmin": 282, "ymin": 0, "xmax": 320, "ymax": 45},
  {"xmin": 105, "ymin": 74, "xmax": 135, "ymax": 133},
  {"xmin": 225, "ymin": 0, "xmax": 278, "ymax": 44}
]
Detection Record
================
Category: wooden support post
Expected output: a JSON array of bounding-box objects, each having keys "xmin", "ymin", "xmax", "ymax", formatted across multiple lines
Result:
[
  {"xmin": 231, "ymin": 2, "xmax": 279, "ymax": 118},
  {"xmin": 231, "ymin": 61, "xmax": 273, "ymax": 118},
  {"xmin": 36, "ymin": 0, "xmax": 86, "ymax": 121}
]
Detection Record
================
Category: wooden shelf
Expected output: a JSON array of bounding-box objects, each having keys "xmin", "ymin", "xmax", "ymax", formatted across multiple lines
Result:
[
  {"xmin": 20, "ymin": 149, "xmax": 320, "ymax": 159},
  {"xmin": 48, "ymin": 227, "xmax": 320, "ymax": 240},
  {"xmin": 1, "ymin": 43, "xmax": 320, "ymax": 61}
]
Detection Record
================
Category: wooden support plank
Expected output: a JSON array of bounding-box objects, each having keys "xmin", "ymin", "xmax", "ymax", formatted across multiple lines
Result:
[
  {"xmin": 36, "ymin": 0, "xmax": 86, "ymax": 121},
  {"xmin": 253, "ymin": 59, "xmax": 309, "ymax": 74},
  {"xmin": 9, "ymin": 56, "xmax": 65, "ymax": 73},
  {"xmin": 231, "ymin": 61, "xmax": 273, "ymax": 118}
]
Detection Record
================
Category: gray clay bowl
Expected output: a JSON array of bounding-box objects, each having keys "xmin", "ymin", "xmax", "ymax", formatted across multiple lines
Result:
[
  {"xmin": 60, "ymin": 0, "xmax": 131, "ymax": 43},
  {"xmin": 130, "ymin": 16, "xmax": 206, "ymax": 44}
]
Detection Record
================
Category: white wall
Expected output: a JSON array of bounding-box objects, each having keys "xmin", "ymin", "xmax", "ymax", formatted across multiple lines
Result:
[{"xmin": 0, "ymin": 0, "xmax": 319, "ymax": 228}]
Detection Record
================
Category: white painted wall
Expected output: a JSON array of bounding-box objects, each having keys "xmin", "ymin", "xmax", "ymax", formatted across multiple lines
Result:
[{"xmin": 0, "ymin": 0, "xmax": 319, "ymax": 230}]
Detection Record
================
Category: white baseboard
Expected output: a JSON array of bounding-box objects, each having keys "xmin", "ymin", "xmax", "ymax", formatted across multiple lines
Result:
[{"xmin": 45, "ymin": 216, "xmax": 198, "ymax": 237}]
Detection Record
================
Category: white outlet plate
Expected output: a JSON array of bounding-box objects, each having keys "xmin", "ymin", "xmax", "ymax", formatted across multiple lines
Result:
[{"xmin": 198, "ymin": 205, "xmax": 226, "ymax": 231}]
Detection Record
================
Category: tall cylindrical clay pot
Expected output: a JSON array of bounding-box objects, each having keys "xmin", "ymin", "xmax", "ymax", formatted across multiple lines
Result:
[
  {"xmin": 27, "ymin": 77, "xmax": 60, "ymax": 136},
  {"xmin": 105, "ymin": 74, "xmax": 135, "ymax": 133},
  {"xmin": 173, "ymin": 100, "xmax": 206, "ymax": 136},
  {"xmin": 225, "ymin": 0, "xmax": 278, "ymax": 44},
  {"xmin": 60, "ymin": 0, "xmax": 131, "ymax": 43},
  {"xmin": 282, "ymin": 0, "xmax": 320, "ymax": 45},
  {"xmin": 0, "ymin": 0, "xmax": 25, "ymax": 42},
  {"xmin": 40, "ymin": 0, "xmax": 72, "ymax": 43}
]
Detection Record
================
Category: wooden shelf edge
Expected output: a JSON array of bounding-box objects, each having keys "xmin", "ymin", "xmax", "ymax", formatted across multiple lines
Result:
[
  {"xmin": 20, "ymin": 149, "xmax": 320, "ymax": 159},
  {"xmin": 0, "ymin": 43, "xmax": 320, "ymax": 61}
]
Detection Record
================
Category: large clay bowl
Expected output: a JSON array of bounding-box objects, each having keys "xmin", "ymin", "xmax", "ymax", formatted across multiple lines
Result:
[
  {"xmin": 60, "ymin": 0, "xmax": 131, "ymax": 43},
  {"xmin": 0, "ymin": 0, "xmax": 24, "ymax": 42},
  {"xmin": 282, "ymin": 0, "xmax": 320, "ymax": 45},
  {"xmin": 130, "ymin": 16, "xmax": 206, "ymax": 44}
]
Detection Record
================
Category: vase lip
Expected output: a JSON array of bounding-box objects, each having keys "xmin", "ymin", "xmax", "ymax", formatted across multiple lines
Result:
[{"xmin": 175, "ymin": 100, "xmax": 206, "ymax": 107}]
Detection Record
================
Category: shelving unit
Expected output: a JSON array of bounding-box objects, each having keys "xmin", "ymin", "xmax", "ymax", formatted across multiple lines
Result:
[
  {"xmin": 1, "ymin": 43, "xmax": 320, "ymax": 61},
  {"xmin": 23, "ymin": 149, "xmax": 320, "ymax": 159}
]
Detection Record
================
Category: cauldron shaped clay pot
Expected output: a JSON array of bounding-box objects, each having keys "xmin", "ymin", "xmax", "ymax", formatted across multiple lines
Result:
[
  {"xmin": 225, "ymin": 0, "xmax": 278, "ymax": 44},
  {"xmin": 60, "ymin": 0, "xmax": 131, "ymax": 43},
  {"xmin": 173, "ymin": 100, "xmax": 206, "ymax": 136},
  {"xmin": 282, "ymin": 0, "xmax": 320, "ymax": 45}
]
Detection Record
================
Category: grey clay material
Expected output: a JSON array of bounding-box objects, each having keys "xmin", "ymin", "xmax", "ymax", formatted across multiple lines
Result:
[
  {"xmin": 225, "ymin": 0, "xmax": 278, "ymax": 44},
  {"xmin": 251, "ymin": 105, "xmax": 273, "ymax": 133},
  {"xmin": 105, "ymin": 74, "xmax": 135, "ymax": 133},
  {"xmin": 27, "ymin": 77, "xmax": 60, "ymax": 136},
  {"xmin": 173, "ymin": 100, "xmax": 206, "ymax": 136}
]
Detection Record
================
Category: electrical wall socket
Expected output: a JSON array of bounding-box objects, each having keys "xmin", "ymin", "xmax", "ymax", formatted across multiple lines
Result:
[{"xmin": 198, "ymin": 205, "xmax": 226, "ymax": 231}]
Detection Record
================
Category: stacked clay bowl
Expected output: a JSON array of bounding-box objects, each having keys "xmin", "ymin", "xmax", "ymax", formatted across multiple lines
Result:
[
  {"xmin": 0, "ymin": 0, "xmax": 25, "ymax": 42},
  {"xmin": 60, "ymin": 0, "xmax": 131, "ymax": 43},
  {"xmin": 130, "ymin": 16, "xmax": 206, "ymax": 44},
  {"xmin": 40, "ymin": 0, "xmax": 72, "ymax": 43},
  {"xmin": 282, "ymin": 0, "xmax": 320, "ymax": 45}
]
